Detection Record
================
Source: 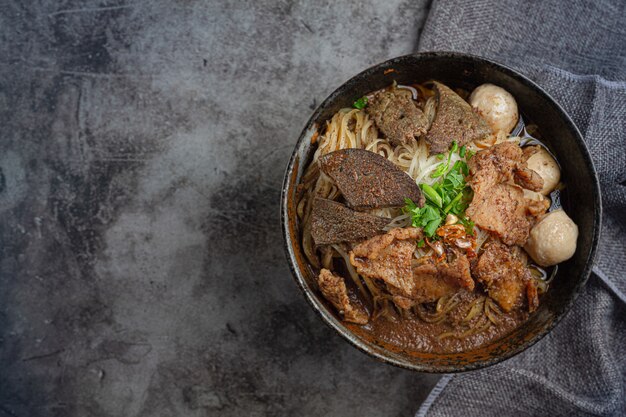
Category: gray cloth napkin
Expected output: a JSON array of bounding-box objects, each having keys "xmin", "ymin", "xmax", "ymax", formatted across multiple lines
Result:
[{"xmin": 415, "ymin": 0, "xmax": 626, "ymax": 416}]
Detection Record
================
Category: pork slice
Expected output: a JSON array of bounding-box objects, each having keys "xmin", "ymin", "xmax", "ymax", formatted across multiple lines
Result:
[
  {"xmin": 349, "ymin": 227, "xmax": 422, "ymax": 297},
  {"xmin": 319, "ymin": 148, "xmax": 424, "ymax": 210},
  {"xmin": 473, "ymin": 242, "xmax": 532, "ymax": 312},
  {"xmin": 366, "ymin": 89, "xmax": 428, "ymax": 146},
  {"xmin": 388, "ymin": 253, "xmax": 474, "ymax": 309},
  {"xmin": 468, "ymin": 142, "xmax": 523, "ymax": 191},
  {"xmin": 410, "ymin": 262, "xmax": 459, "ymax": 304},
  {"xmin": 467, "ymin": 183, "xmax": 531, "ymax": 246},
  {"xmin": 467, "ymin": 142, "xmax": 548, "ymax": 245},
  {"xmin": 310, "ymin": 197, "xmax": 389, "ymax": 245},
  {"xmin": 425, "ymin": 81, "xmax": 491, "ymax": 155},
  {"xmin": 317, "ymin": 269, "xmax": 369, "ymax": 324},
  {"xmin": 514, "ymin": 167, "xmax": 544, "ymax": 192},
  {"xmin": 468, "ymin": 142, "xmax": 543, "ymax": 192},
  {"xmin": 438, "ymin": 253, "xmax": 475, "ymax": 291}
]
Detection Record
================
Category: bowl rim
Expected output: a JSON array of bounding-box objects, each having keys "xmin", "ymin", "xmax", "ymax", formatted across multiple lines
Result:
[{"xmin": 280, "ymin": 51, "xmax": 602, "ymax": 373}]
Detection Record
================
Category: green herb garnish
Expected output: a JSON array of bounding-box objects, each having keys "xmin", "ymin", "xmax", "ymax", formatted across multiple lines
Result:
[
  {"xmin": 459, "ymin": 145, "xmax": 467, "ymax": 157},
  {"xmin": 417, "ymin": 239, "xmax": 425, "ymax": 248},
  {"xmin": 405, "ymin": 148, "xmax": 475, "ymax": 238},
  {"xmin": 353, "ymin": 96, "xmax": 368, "ymax": 109},
  {"xmin": 420, "ymin": 184, "xmax": 443, "ymax": 208},
  {"xmin": 430, "ymin": 141, "xmax": 459, "ymax": 178}
]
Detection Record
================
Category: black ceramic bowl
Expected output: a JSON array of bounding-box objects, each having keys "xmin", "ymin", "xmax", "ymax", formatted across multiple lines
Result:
[{"xmin": 280, "ymin": 52, "xmax": 601, "ymax": 372}]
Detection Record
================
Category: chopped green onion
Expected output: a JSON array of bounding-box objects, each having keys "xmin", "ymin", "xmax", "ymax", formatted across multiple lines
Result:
[
  {"xmin": 437, "ymin": 153, "xmax": 445, "ymax": 160},
  {"xmin": 353, "ymin": 96, "xmax": 368, "ymax": 109},
  {"xmin": 420, "ymin": 184, "xmax": 443, "ymax": 208},
  {"xmin": 444, "ymin": 191, "xmax": 464, "ymax": 213},
  {"xmin": 417, "ymin": 239, "xmax": 425, "ymax": 248},
  {"xmin": 460, "ymin": 145, "xmax": 467, "ymax": 157}
]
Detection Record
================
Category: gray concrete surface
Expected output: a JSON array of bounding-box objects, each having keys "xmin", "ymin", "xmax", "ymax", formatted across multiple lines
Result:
[{"xmin": 0, "ymin": 1, "xmax": 438, "ymax": 416}]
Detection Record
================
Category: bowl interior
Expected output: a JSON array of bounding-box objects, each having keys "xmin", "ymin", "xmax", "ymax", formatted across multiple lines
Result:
[{"xmin": 281, "ymin": 52, "xmax": 601, "ymax": 372}]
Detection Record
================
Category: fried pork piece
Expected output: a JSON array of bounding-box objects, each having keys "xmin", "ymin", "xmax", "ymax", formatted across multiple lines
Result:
[
  {"xmin": 467, "ymin": 183, "xmax": 531, "ymax": 246},
  {"xmin": 366, "ymin": 88, "xmax": 428, "ymax": 146},
  {"xmin": 527, "ymin": 279, "xmax": 539, "ymax": 313},
  {"xmin": 317, "ymin": 268, "xmax": 369, "ymax": 324},
  {"xmin": 437, "ymin": 253, "xmax": 474, "ymax": 291},
  {"xmin": 395, "ymin": 253, "xmax": 474, "ymax": 308},
  {"xmin": 319, "ymin": 149, "xmax": 424, "ymax": 210},
  {"xmin": 468, "ymin": 142, "xmax": 544, "ymax": 192},
  {"xmin": 310, "ymin": 198, "xmax": 389, "ymax": 245},
  {"xmin": 473, "ymin": 242, "xmax": 533, "ymax": 312},
  {"xmin": 467, "ymin": 142, "xmax": 547, "ymax": 245},
  {"xmin": 350, "ymin": 227, "xmax": 422, "ymax": 297},
  {"xmin": 412, "ymin": 255, "xmax": 473, "ymax": 301},
  {"xmin": 425, "ymin": 82, "xmax": 492, "ymax": 154},
  {"xmin": 514, "ymin": 165, "xmax": 544, "ymax": 191},
  {"xmin": 351, "ymin": 227, "xmax": 474, "ymax": 310}
]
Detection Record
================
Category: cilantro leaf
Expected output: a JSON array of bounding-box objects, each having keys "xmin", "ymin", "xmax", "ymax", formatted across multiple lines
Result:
[{"xmin": 353, "ymin": 96, "xmax": 368, "ymax": 109}]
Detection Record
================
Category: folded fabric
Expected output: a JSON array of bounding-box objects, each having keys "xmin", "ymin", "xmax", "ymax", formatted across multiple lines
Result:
[{"xmin": 415, "ymin": 0, "xmax": 626, "ymax": 415}]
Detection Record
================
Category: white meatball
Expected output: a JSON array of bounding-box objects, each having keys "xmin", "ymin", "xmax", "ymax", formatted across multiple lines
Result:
[
  {"xmin": 526, "ymin": 147, "xmax": 561, "ymax": 195},
  {"xmin": 469, "ymin": 84, "xmax": 519, "ymax": 134},
  {"xmin": 524, "ymin": 210, "xmax": 578, "ymax": 267}
]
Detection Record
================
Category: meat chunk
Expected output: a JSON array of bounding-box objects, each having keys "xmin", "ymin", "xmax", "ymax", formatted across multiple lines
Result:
[
  {"xmin": 319, "ymin": 149, "xmax": 424, "ymax": 210},
  {"xmin": 351, "ymin": 228, "xmax": 474, "ymax": 310},
  {"xmin": 438, "ymin": 253, "xmax": 474, "ymax": 291},
  {"xmin": 468, "ymin": 141, "xmax": 521, "ymax": 191},
  {"xmin": 425, "ymin": 82, "xmax": 491, "ymax": 154},
  {"xmin": 526, "ymin": 280, "xmax": 539, "ymax": 313},
  {"xmin": 317, "ymin": 269, "xmax": 369, "ymax": 324},
  {"xmin": 349, "ymin": 227, "xmax": 422, "ymax": 297},
  {"xmin": 467, "ymin": 183, "xmax": 531, "ymax": 246},
  {"xmin": 407, "ymin": 262, "xmax": 458, "ymax": 305},
  {"xmin": 468, "ymin": 142, "xmax": 544, "ymax": 192},
  {"xmin": 467, "ymin": 143, "xmax": 548, "ymax": 245},
  {"xmin": 310, "ymin": 198, "xmax": 389, "ymax": 245},
  {"xmin": 366, "ymin": 88, "xmax": 428, "ymax": 146},
  {"xmin": 473, "ymin": 242, "xmax": 533, "ymax": 312},
  {"xmin": 412, "ymin": 253, "xmax": 473, "ymax": 300},
  {"xmin": 514, "ymin": 166, "xmax": 544, "ymax": 191}
]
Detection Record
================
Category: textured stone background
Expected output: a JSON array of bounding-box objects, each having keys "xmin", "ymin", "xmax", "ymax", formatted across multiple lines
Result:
[{"xmin": 0, "ymin": 1, "xmax": 439, "ymax": 416}]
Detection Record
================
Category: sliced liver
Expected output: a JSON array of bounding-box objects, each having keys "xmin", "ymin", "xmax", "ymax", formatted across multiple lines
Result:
[
  {"xmin": 310, "ymin": 197, "xmax": 389, "ymax": 245},
  {"xmin": 425, "ymin": 81, "xmax": 491, "ymax": 154},
  {"xmin": 366, "ymin": 89, "xmax": 428, "ymax": 146},
  {"xmin": 319, "ymin": 148, "xmax": 424, "ymax": 210}
]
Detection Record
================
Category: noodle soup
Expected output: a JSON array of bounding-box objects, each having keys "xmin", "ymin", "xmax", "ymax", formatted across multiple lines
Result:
[{"xmin": 296, "ymin": 81, "xmax": 577, "ymax": 354}]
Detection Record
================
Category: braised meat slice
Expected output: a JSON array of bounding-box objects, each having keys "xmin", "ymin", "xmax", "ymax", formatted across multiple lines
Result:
[
  {"xmin": 467, "ymin": 183, "xmax": 531, "ymax": 246},
  {"xmin": 318, "ymin": 269, "xmax": 369, "ymax": 324},
  {"xmin": 366, "ymin": 88, "xmax": 428, "ymax": 146},
  {"xmin": 319, "ymin": 149, "xmax": 424, "ymax": 210},
  {"xmin": 401, "ymin": 263, "xmax": 457, "ymax": 306},
  {"xmin": 468, "ymin": 141, "xmax": 522, "ymax": 191},
  {"xmin": 468, "ymin": 142, "xmax": 544, "ymax": 192},
  {"xmin": 413, "ymin": 253, "xmax": 473, "ymax": 298},
  {"xmin": 349, "ymin": 227, "xmax": 422, "ymax": 297},
  {"xmin": 351, "ymin": 229, "xmax": 474, "ymax": 310},
  {"xmin": 467, "ymin": 142, "xmax": 547, "ymax": 245},
  {"xmin": 437, "ymin": 253, "xmax": 474, "ymax": 291},
  {"xmin": 310, "ymin": 198, "xmax": 389, "ymax": 245},
  {"xmin": 473, "ymin": 242, "xmax": 533, "ymax": 312},
  {"xmin": 514, "ymin": 166, "xmax": 544, "ymax": 191},
  {"xmin": 425, "ymin": 81, "xmax": 491, "ymax": 154},
  {"xmin": 527, "ymin": 279, "xmax": 539, "ymax": 313}
]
